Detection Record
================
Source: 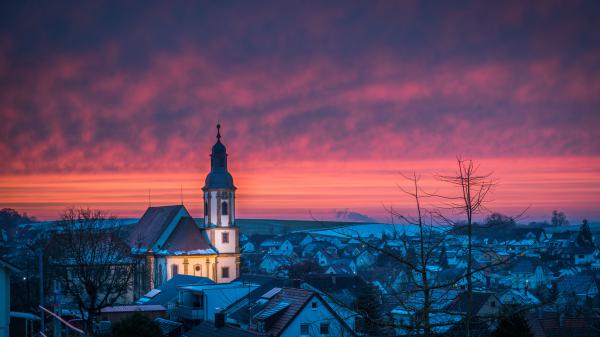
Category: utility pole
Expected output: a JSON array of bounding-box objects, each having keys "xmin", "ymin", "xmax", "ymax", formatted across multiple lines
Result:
[
  {"xmin": 53, "ymin": 280, "xmax": 62, "ymax": 337},
  {"xmin": 39, "ymin": 248, "xmax": 44, "ymax": 335}
]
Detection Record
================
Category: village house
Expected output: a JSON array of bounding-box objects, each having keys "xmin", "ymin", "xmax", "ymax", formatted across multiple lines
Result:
[
  {"xmin": 128, "ymin": 125, "xmax": 241, "ymax": 295},
  {"xmin": 187, "ymin": 287, "xmax": 355, "ymax": 337}
]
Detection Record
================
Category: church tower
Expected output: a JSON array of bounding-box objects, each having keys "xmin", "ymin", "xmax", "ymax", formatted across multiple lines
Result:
[{"xmin": 203, "ymin": 124, "xmax": 239, "ymax": 282}]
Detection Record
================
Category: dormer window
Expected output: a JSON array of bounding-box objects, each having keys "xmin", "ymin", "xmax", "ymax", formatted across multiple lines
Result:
[{"xmin": 222, "ymin": 202, "xmax": 228, "ymax": 215}]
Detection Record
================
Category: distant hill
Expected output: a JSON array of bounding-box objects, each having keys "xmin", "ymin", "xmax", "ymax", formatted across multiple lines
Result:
[{"xmin": 235, "ymin": 218, "xmax": 363, "ymax": 236}]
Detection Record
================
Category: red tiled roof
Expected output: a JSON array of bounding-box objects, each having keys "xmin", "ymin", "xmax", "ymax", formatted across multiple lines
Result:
[
  {"xmin": 527, "ymin": 312, "xmax": 594, "ymax": 337},
  {"xmin": 160, "ymin": 217, "xmax": 215, "ymax": 255},
  {"xmin": 101, "ymin": 305, "xmax": 166, "ymax": 313},
  {"xmin": 251, "ymin": 288, "xmax": 313, "ymax": 337},
  {"xmin": 129, "ymin": 205, "xmax": 185, "ymax": 250},
  {"xmin": 446, "ymin": 291, "xmax": 496, "ymax": 316}
]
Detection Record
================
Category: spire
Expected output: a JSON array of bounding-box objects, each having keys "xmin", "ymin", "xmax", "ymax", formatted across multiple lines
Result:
[{"xmin": 204, "ymin": 122, "xmax": 235, "ymax": 190}]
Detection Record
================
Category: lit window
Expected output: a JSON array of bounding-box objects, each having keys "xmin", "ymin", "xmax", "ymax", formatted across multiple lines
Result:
[
  {"xmin": 222, "ymin": 232, "xmax": 229, "ymax": 243},
  {"xmin": 300, "ymin": 324, "xmax": 309, "ymax": 335},
  {"xmin": 319, "ymin": 323, "xmax": 329, "ymax": 335},
  {"xmin": 222, "ymin": 267, "xmax": 229, "ymax": 278},
  {"xmin": 222, "ymin": 202, "xmax": 228, "ymax": 215}
]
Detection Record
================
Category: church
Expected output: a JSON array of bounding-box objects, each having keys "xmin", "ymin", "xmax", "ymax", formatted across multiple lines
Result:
[{"xmin": 129, "ymin": 124, "xmax": 240, "ymax": 294}]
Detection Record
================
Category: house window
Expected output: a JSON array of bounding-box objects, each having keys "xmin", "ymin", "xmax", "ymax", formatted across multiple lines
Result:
[
  {"xmin": 222, "ymin": 201, "xmax": 228, "ymax": 215},
  {"xmin": 221, "ymin": 267, "xmax": 230, "ymax": 279},
  {"xmin": 222, "ymin": 232, "xmax": 229, "ymax": 244},
  {"xmin": 319, "ymin": 323, "xmax": 329, "ymax": 335},
  {"xmin": 311, "ymin": 301, "xmax": 317, "ymax": 310},
  {"xmin": 172, "ymin": 264, "xmax": 178, "ymax": 276},
  {"xmin": 300, "ymin": 324, "xmax": 309, "ymax": 336}
]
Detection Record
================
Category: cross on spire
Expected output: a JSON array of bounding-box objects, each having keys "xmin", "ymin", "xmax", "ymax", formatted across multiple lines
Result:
[{"xmin": 216, "ymin": 123, "xmax": 221, "ymax": 141}]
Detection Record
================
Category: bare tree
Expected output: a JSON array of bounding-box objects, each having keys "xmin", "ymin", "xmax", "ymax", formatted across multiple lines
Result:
[
  {"xmin": 327, "ymin": 173, "xmax": 457, "ymax": 337},
  {"xmin": 434, "ymin": 157, "xmax": 496, "ymax": 337},
  {"xmin": 47, "ymin": 207, "xmax": 134, "ymax": 335}
]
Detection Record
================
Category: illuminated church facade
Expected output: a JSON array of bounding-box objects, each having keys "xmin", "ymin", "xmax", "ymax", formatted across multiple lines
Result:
[{"xmin": 129, "ymin": 124, "xmax": 240, "ymax": 293}]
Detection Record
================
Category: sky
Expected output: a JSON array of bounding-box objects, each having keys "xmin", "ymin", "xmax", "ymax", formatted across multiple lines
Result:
[{"xmin": 0, "ymin": 1, "xmax": 599, "ymax": 223}]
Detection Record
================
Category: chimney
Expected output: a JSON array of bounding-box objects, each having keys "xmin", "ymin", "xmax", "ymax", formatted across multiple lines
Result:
[
  {"xmin": 215, "ymin": 311, "xmax": 225, "ymax": 328},
  {"xmin": 291, "ymin": 279, "xmax": 301, "ymax": 288}
]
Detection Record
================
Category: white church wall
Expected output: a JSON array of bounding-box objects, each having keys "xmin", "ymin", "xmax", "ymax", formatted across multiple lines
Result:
[
  {"xmin": 216, "ymin": 255, "xmax": 238, "ymax": 282},
  {"xmin": 211, "ymin": 228, "xmax": 237, "ymax": 254}
]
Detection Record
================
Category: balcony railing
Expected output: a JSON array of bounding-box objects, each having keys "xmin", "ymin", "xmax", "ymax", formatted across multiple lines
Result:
[{"xmin": 171, "ymin": 304, "xmax": 203, "ymax": 321}]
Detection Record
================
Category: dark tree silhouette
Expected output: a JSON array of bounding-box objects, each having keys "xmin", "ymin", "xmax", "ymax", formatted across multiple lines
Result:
[
  {"xmin": 577, "ymin": 219, "xmax": 593, "ymax": 247},
  {"xmin": 491, "ymin": 313, "xmax": 533, "ymax": 337},
  {"xmin": 47, "ymin": 207, "xmax": 134, "ymax": 335},
  {"xmin": 551, "ymin": 210, "xmax": 569, "ymax": 226},
  {"xmin": 355, "ymin": 282, "xmax": 389, "ymax": 337},
  {"xmin": 112, "ymin": 313, "xmax": 163, "ymax": 337}
]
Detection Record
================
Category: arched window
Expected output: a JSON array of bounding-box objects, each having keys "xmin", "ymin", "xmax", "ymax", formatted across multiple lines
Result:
[
  {"xmin": 204, "ymin": 202, "xmax": 208, "ymax": 216},
  {"xmin": 172, "ymin": 264, "xmax": 178, "ymax": 277},
  {"xmin": 194, "ymin": 264, "xmax": 202, "ymax": 276},
  {"xmin": 222, "ymin": 201, "xmax": 228, "ymax": 215}
]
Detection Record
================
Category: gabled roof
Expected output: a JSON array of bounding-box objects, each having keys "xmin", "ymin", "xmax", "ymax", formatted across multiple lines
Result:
[
  {"xmin": 137, "ymin": 274, "xmax": 214, "ymax": 306},
  {"xmin": 129, "ymin": 205, "xmax": 186, "ymax": 251},
  {"xmin": 250, "ymin": 288, "xmax": 314, "ymax": 336},
  {"xmin": 233, "ymin": 274, "xmax": 290, "ymax": 286},
  {"xmin": 511, "ymin": 257, "xmax": 544, "ymax": 274},
  {"xmin": 100, "ymin": 305, "xmax": 166, "ymax": 313},
  {"xmin": 225, "ymin": 277, "xmax": 293, "ymax": 324},
  {"xmin": 159, "ymin": 217, "xmax": 216, "ymax": 255},
  {"xmin": 556, "ymin": 273, "xmax": 597, "ymax": 295},
  {"xmin": 0, "ymin": 258, "xmax": 21, "ymax": 273},
  {"xmin": 302, "ymin": 274, "xmax": 367, "ymax": 298},
  {"xmin": 249, "ymin": 288, "xmax": 355, "ymax": 337},
  {"xmin": 527, "ymin": 312, "xmax": 594, "ymax": 337},
  {"xmin": 446, "ymin": 291, "xmax": 498, "ymax": 316},
  {"xmin": 154, "ymin": 318, "xmax": 183, "ymax": 336}
]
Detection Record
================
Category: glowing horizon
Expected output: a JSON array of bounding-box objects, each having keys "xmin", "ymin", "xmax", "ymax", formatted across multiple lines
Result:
[
  {"xmin": 1, "ymin": 2, "xmax": 598, "ymax": 223},
  {"xmin": 2, "ymin": 156, "xmax": 598, "ymax": 223}
]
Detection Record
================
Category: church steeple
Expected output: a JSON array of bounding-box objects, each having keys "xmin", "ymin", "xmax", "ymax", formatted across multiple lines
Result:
[
  {"xmin": 202, "ymin": 123, "xmax": 240, "ymax": 283},
  {"xmin": 203, "ymin": 123, "xmax": 236, "ymax": 228},
  {"xmin": 204, "ymin": 124, "xmax": 235, "ymax": 190},
  {"xmin": 210, "ymin": 123, "xmax": 228, "ymax": 172}
]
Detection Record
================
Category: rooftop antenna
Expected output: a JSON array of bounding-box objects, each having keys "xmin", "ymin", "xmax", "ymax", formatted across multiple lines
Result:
[
  {"xmin": 180, "ymin": 184, "xmax": 184, "ymax": 205},
  {"xmin": 148, "ymin": 188, "xmax": 152, "ymax": 207}
]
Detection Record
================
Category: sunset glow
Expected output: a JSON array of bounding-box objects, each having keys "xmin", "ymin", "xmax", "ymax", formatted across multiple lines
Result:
[
  {"xmin": 2, "ymin": 156, "xmax": 598, "ymax": 222},
  {"xmin": 1, "ymin": 1, "xmax": 598, "ymax": 222}
]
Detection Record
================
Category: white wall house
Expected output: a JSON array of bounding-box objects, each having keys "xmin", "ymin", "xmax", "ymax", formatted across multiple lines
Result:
[
  {"xmin": 0, "ymin": 259, "xmax": 20, "ymax": 337},
  {"xmin": 173, "ymin": 282, "xmax": 258, "ymax": 322}
]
